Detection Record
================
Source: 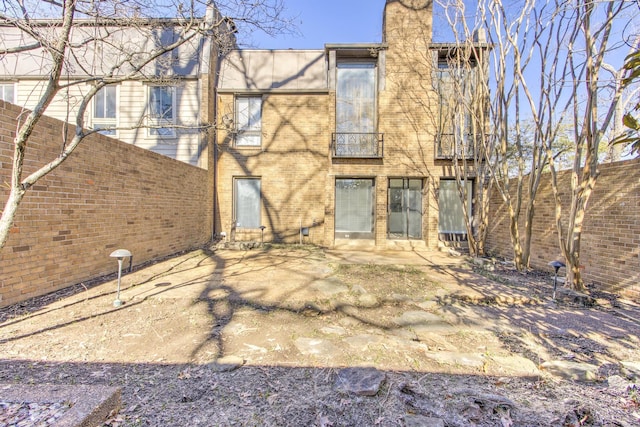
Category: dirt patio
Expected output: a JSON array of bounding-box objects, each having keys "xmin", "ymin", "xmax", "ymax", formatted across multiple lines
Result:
[{"xmin": 1, "ymin": 245, "xmax": 639, "ymax": 426}]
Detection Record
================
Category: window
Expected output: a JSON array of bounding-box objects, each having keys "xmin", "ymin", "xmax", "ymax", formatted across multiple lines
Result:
[
  {"xmin": 336, "ymin": 63, "xmax": 376, "ymax": 133},
  {"xmin": 434, "ymin": 59, "xmax": 475, "ymax": 158},
  {"xmin": 0, "ymin": 83, "xmax": 16, "ymax": 103},
  {"xmin": 334, "ymin": 63, "xmax": 379, "ymax": 157},
  {"xmin": 93, "ymin": 86, "xmax": 117, "ymax": 136},
  {"xmin": 234, "ymin": 178, "xmax": 261, "ymax": 229},
  {"xmin": 438, "ymin": 179, "xmax": 472, "ymax": 235},
  {"xmin": 148, "ymin": 86, "xmax": 176, "ymax": 137},
  {"xmin": 335, "ymin": 178, "xmax": 374, "ymax": 239},
  {"xmin": 235, "ymin": 96, "xmax": 262, "ymax": 146}
]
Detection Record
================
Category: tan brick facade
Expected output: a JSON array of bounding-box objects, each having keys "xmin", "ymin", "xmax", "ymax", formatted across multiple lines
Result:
[
  {"xmin": 486, "ymin": 159, "xmax": 640, "ymax": 300},
  {"xmin": 214, "ymin": 1, "xmax": 459, "ymax": 249},
  {"xmin": 0, "ymin": 101, "xmax": 212, "ymax": 307}
]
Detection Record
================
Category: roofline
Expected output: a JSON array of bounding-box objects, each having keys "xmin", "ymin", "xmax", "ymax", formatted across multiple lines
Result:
[
  {"xmin": 0, "ymin": 17, "xmax": 206, "ymax": 27},
  {"xmin": 324, "ymin": 43, "xmax": 387, "ymax": 52}
]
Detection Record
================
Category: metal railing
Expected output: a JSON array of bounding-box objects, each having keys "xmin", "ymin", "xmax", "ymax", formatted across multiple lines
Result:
[
  {"xmin": 436, "ymin": 134, "xmax": 475, "ymax": 159},
  {"xmin": 332, "ymin": 132, "xmax": 384, "ymax": 158}
]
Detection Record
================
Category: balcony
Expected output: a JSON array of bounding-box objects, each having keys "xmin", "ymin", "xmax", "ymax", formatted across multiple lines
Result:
[
  {"xmin": 436, "ymin": 134, "xmax": 475, "ymax": 159},
  {"xmin": 332, "ymin": 133, "xmax": 384, "ymax": 158}
]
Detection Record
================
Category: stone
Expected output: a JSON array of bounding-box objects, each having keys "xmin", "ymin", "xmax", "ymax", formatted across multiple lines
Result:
[
  {"xmin": 334, "ymin": 367, "xmax": 385, "ymax": 396},
  {"xmin": 426, "ymin": 352, "xmax": 486, "ymax": 369},
  {"xmin": 294, "ymin": 337, "xmax": 339, "ymax": 357},
  {"xmin": 621, "ymin": 361, "xmax": 640, "ymax": 380},
  {"xmin": 358, "ymin": 293, "xmax": 379, "ymax": 307},
  {"xmin": 555, "ymin": 288, "xmax": 596, "ymax": 307},
  {"xmin": 607, "ymin": 375, "xmax": 633, "ymax": 393},
  {"xmin": 311, "ymin": 278, "xmax": 349, "ymax": 296},
  {"xmin": 486, "ymin": 355, "xmax": 540, "ymax": 378},
  {"xmin": 210, "ymin": 355, "xmax": 245, "ymax": 372},
  {"xmin": 540, "ymin": 360, "xmax": 599, "ymax": 382},
  {"xmin": 393, "ymin": 311, "xmax": 444, "ymax": 327},
  {"xmin": 404, "ymin": 414, "xmax": 445, "ymax": 427}
]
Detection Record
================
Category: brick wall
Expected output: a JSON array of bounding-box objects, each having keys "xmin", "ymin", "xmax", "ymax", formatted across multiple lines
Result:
[
  {"xmin": 0, "ymin": 101, "xmax": 212, "ymax": 307},
  {"xmin": 486, "ymin": 159, "xmax": 640, "ymax": 300}
]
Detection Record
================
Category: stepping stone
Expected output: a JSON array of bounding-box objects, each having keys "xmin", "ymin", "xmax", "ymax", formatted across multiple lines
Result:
[
  {"xmin": 621, "ymin": 361, "xmax": 640, "ymax": 380},
  {"xmin": 295, "ymin": 337, "xmax": 338, "ymax": 357},
  {"xmin": 393, "ymin": 311, "xmax": 444, "ymax": 327},
  {"xmin": 486, "ymin": 355, "xmax": 540, "ymax": 378},
  {"xmin": 210, "ymin": 355, "xmax": 245, "ymax": 372},
  {"xmin": 311, "ymin": 278, "xmax": 349, "ymax": 296},
  {"xmin": 426, "ymin": 352, "xmax": 485, "ymax": 369},
  {"xmin": 334, "ymin": 367, "xmax": 385, "ymax": 396},
  {"xmin": 540, "ymin": 360, "xmax": 599, "ymax": 382},
  {"xmin": 0, "ymin": 384, "xmax": 120, "ymax": 427}
]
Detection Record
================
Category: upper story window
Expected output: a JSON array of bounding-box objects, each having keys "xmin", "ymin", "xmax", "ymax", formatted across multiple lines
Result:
[
  {"xmin": 434, "ymin": 56, "xmax": 476, "ymax": 159},
  {"xmin": 334, "ymin": 62, "xmax": 381, "ymax": 158},
  {"xmin": 0, "ymin": 83, "xmax": 16, "ymax": 103},
  {"xmin": 336, "ymin": 62, "xmax": 376, "ymax": 134},
  {"xmin": 235, "ymin": 96, "xmax": 262, "ymax": 147},
  {"xmin": 92, "ymin": 85, "xmax": 117, "ymax": 136},
  {"xmin": 148, "ymin": 85, "xmax": 176, "ymax": 137}
]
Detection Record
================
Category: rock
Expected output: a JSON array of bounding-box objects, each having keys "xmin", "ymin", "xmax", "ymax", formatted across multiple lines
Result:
[
  {"xmin": 210, "ymin": 355, "xmax": 244, "ymax": 372},
  {"xmin": 540, "ymin": 360, "xmax": 599, "ymax": 382},
  {"xmin": 404, "ymin": 414, "xmax": 445, "ymax": 427},
  {"xmin": 357, "ymin": 293, "xmax": 379, "ymax": 307},
  {"xmin": 607, "ymin": 375, "xmax": 632, "ymax": 393},
  {"xmin": 555, "ymin": 288, "xmax": 596, "ymax": 306},
  {"xmin": 294, "ymin": 337, "xmax": 339, "ymax": 357},
  {"xmin": 621, "ymin": 361, "xmax": 640, "ymax": 381},
  {"xmin": 426, "ymin": 352, "xmax": 485, "ymax": 369},
  {"xmin": 334, "ymin": 367, "xmax": 385, "ymax": 396},
  {"xmin": 393, "ymin": 311, "xmax": 444, "ymax": 327},
  {"xmin": 311, "ymin": 278, "xmax": 349, "ymax": 296},
  {"xmin": 485, "ymin": 355, "xmax": 540, "ymax": 378}
]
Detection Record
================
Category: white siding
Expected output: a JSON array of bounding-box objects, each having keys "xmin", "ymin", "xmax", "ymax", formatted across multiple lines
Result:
[{"xmin": 13, "ymin": 78, "xmax": 204, "ymax": 166}]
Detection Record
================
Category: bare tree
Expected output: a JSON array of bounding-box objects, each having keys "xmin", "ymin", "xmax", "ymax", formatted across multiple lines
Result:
[
  {"xmin": 0, "ymin": 0, "xmax": 293, "ymax": 249},
  {"xmin": 543, "ymin": 0, "xmax": 635, "ymax": 290},
  {"xmin": 440, "ymin": 0, "xmax": 638, "ymax": 287}
]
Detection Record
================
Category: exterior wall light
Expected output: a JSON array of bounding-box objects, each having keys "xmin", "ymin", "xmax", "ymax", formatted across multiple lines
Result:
[{"xmin": 110, "ymin": 249, "xmax": 132, "ymax": 307}]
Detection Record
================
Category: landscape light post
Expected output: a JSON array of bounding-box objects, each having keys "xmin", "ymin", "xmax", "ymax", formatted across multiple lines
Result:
[{"xmin": 110, "ymin": 249, "xmax": 132, "ymax": 307}]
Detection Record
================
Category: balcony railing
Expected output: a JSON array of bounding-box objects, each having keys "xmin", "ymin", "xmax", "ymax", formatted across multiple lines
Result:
[
  {"xmin": 332, "ymin": 133, "xmax": 384, "ymax": 158},
  {"xmin": 436, "ymin": 134, "xmax": 475, "ymax": 159}
]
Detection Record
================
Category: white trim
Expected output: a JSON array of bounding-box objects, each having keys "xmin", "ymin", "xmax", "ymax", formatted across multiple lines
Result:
[
  {"xmin": 146, "ymin": 85, "xmax": 177, "ymax": 138},
  {"xmin": 91, "ymin": 85, "xmax": 119, "ymax": 137},
  {"xmin": 0, "ymin": 82, "xmax": 17, "ymax": 104}
]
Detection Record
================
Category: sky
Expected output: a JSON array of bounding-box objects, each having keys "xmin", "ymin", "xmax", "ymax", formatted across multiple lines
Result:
[{"xmin": 240, "ymin": 0, "xmax": 388, "ymax": 50}]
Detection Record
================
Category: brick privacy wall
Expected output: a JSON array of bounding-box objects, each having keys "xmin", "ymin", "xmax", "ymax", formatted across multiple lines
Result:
[
  {"xmin": 485, "ymin": 159, "xmax": 640, "ymax": 300},
  {"xmin": 0, "ymin": 101, "xmax": 212, "ymax": 307}
]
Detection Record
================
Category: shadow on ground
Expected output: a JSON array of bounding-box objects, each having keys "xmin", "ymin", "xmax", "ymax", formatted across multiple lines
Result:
[{"xmin": 1, "ymin": 245, "xmax": 639, "ymax": 425}]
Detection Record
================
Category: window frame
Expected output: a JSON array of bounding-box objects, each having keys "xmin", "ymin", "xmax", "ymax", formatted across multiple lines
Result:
[
  {"xmin": 234, "ymin": 95, "xmax": 262, "ymax": 147},
  {"xmin": 233, "ymin": 177, "xmax": 262, "ymax": 229},
  {"xmin": 147, "ymin": 85, "xmax": 177, "ymax": 138},
  {"xmin": 434, "ymin": 59, "xmax": 476, "ymax": 159},
  {"xmin": 92, "ymin": 85, "xmax": 118, "ymax": 136},
  {"xmin": 0, "ymin": 82, "xmax": 17, "ymax": 104},
  {"xmin": 335, "ymin": 61, "xmax": 377, "ymax": 134}
]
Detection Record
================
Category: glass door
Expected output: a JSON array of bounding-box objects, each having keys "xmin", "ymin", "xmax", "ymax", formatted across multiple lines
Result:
[{"xmin": 388, "ymin": 179, "xmax": 423, "ymax": 239}]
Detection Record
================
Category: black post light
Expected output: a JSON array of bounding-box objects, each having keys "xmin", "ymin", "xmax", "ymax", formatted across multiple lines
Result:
[
  {"xmin": 110, "ymin": 249, "xmax": 132, "ymax": 307},
  {"xmin": 548, "ymin": 260, "xmax": 566, "ymax": 300}
]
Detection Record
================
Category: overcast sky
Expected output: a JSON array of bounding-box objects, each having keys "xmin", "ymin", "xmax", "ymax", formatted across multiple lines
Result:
[{"xmin": 240, "ymin": 0, "xmax": 388, "ymax": 49}]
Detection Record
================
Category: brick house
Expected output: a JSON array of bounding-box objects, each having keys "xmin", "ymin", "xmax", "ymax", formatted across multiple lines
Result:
[{"xmin": 214, "ymin": 0, "xmax": 487, "ymax": 249}]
